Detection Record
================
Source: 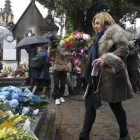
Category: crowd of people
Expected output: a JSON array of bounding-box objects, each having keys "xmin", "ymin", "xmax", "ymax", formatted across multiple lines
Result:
[{"xmin": 30, "ymin": 12, "xmax": 140, "ymax": 140}]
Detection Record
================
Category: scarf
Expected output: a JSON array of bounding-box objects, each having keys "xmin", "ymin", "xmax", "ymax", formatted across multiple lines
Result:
[
  {"xmin": 42, "ymin": 49, "xmax": 47, "ymax": 52},
  {"xmin": 84, "ymin": 28, "xmax": 106, "ymax": 109}
]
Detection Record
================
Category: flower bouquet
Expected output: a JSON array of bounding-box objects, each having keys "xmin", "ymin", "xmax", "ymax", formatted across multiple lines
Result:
[
  {"xmin": 58, "ymin": 30, "xmax": 91, "ymax": 69},
  {"xmin": 58, "ymin": 30, "xmax": 91, "ymax": 52},
  {"xmin": 14, "ymin": 64, "xmax": 29, "ymax": 78},
  {"xmin": 0, "ymin": 110, "xmax": 37, "ymax": 140},
  {"xmin": 0, "ymin": 86, "xmax": 50, "ymax": 118}
]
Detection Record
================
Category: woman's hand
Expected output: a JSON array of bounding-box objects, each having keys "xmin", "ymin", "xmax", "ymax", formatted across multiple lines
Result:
[{"xmin": 92, "ymin": 58, "xmax": 105, "ymax": 68}]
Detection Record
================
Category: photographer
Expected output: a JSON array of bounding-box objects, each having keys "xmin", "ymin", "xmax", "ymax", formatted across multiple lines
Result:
[
  {"xmin": 48, "ymin": 35, "xmax": 68, "ymax": 105},
  {"xmin": 126, "ymin": 41, "xmax": 140, "ymax": 94}
]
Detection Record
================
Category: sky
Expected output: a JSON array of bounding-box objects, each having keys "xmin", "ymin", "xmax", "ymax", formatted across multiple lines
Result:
[{"xmin": 1, "ymin": 0, "xmax": 140, "ymax": 28}]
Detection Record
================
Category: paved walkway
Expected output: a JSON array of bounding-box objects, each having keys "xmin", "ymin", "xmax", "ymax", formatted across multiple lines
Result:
[{"xmin": 47, "ymin": 92, "xmax": 140, "ymax": 140}]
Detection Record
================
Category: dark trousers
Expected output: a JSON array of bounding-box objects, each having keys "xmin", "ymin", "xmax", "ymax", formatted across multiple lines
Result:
[
  {"xmin": 53, "ymin": 70, "xmax": 67, "ymax": 100},
  {"xmin": 79, "ymin": 87, "xmax": 128, "ymax": 138},
  {"xmin": 128, "ymin": 70, "xmax": 138, "ymax": 93},
  {"xmin": 76, "ymin": 74, "xmax": 87, "ymax": 93}
]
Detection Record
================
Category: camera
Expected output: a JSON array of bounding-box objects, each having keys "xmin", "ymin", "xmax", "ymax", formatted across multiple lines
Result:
[
  {"xmin": 49, "ymin": 35, "xmax": 60, "ymax": 49},
  {"xmin": 134, "ymin": 38, "xmax": 140, "ymax": 46}
]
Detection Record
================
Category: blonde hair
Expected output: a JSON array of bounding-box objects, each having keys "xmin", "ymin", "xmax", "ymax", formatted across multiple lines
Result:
[{"xmin": 92, "ymin": 12, "xmax": 116, "ymax": 32}]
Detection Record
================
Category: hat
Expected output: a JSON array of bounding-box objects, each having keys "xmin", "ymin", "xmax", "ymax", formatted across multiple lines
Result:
[{"xmin": 129, "ymin": 41, "xmax": 134, "ymax": 48}]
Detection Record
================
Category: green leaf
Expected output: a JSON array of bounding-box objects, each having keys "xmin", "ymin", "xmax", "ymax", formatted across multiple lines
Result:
[{"xmin": 29, "ymin": 100, "xmax": 50, "ymax": 107}]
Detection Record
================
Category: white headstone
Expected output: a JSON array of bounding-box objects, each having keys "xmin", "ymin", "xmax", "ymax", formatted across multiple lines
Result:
[{"xmin": 3, "ymin": 40, "xmax": 17, "ymax": 60}]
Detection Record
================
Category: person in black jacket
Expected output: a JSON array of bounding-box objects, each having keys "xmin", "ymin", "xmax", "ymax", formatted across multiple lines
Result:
[{"xmin": 126, "ymin": 41, "xmax": 140, "ymax": 94}]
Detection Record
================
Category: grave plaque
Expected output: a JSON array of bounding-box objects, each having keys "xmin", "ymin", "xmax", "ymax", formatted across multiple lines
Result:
[{"xmin": 3, "ymin": 40, "xmax": 17, "ymax": 60}]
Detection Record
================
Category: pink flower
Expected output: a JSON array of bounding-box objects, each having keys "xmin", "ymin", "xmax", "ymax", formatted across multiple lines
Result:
[
  {"xmin": 74, "ymin": 30, "xmax": 78, "ymax": 34},
  {"xmin": 74, "ymin": 33, "xmax": 82, "ymax": 39}
]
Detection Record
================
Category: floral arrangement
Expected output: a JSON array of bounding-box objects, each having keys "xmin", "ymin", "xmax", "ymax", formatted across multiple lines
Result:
[
  {"xmin": 0, "ymin": 66, "xmax": 12, "ymax": 77},
  {"xmin": 0, "ymin": 85, "xmax": 50, "ymax": 139},
  {"xmin": 57, "ymin": 30, "xmax": 91, "ymax": 70},
  {"xmin": 0, "ymin": 110, "xmax": 37, "ymax": 140},
  {"xmin": 14, "ymin": 63, "xmax": 29, "ymax": 77},
  {"xmin": 58, "ymin": 30, "xmax": 91, "ymax": 52},
  {"xmin": 0, "ymin": 86, "xmax": 50, "ymax": 118}
]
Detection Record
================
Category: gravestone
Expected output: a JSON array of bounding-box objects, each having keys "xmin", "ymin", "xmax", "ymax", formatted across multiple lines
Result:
[
  {"xmin": 3, "ymin": 40, "xmax": 17, "ymax": 60},
  {"xmin": 1, "ymin": 40, "xmax": 18, "ymax": 71}
]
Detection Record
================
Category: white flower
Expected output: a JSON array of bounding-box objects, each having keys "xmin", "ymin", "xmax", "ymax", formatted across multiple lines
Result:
[
  {"xmin": 23, "ymin": 119, "xmax": 31, "ymax": 132},
  {"xmin": 4, "ymin": 110, "xmax": 13, "ymax": 116},
  {"xmin": 59, "ymin": 40, "xmax": 66, "ymax": 46},
  {"xmin": 33, "ymin": 109, "xmax": 39, "ymax": 115},
  {"xmin": 83, "ymin": 34, "xmax": 90, "ymax": 41},
  {"xmin": 0, "ymin": 95, "xmax": 6, "ymax": 101},
  {"xmin": 19, "ymin": 62, "xmax": 24, "ymax": 65},
  {"xmin": 22, "ymin": 107, "xmax": 29, "ymax": 114}
]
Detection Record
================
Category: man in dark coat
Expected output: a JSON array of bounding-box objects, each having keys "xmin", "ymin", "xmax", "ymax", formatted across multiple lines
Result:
[
  {"xmin": 32, "ymin": 44, "xmax": 51, "ymax": 95},
  {"xmin": 126, "ymin": 41, "xmax": 140, "ymax": 94}
]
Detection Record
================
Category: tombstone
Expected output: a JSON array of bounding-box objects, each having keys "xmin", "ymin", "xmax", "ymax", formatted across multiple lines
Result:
[{"xmin": 1, "ymin": 39, "xmax": 18, "ymax": 71}]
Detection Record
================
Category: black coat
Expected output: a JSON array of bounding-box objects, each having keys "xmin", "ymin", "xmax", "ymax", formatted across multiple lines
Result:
[{"xmin": 126, "ymin": 45, "xmax": 139, "ymax": 71}]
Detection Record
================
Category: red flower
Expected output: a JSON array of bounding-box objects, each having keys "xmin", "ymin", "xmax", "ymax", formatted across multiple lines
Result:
[
  {"xmin": 0, "ymin": 71, "xmax": 3, "ymax": 73},
  {"xmin": 24, "ymin": 66, "xmax": 26, "ymax": 68},
  {"xmin": 14, "ymin": 74, "xmax": 16, "ymax": 78},
  {"xmin": 74, "ymin": 30, "xmax": 78, "ymax": 34},
  {"xmin": 49, "ymin": 58, "xmax": 53, "ymax": 62},
  {"xmin": 63, "ymin": 41, "xmax": 72, "ymax": 48}
]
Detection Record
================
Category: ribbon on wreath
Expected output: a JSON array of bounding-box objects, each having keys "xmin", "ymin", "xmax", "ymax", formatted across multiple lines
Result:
[
  {"xmin": 72, "ymin": 49, "xmax": 86, "ymax": 72},
  {"xmin": 65, "ymin": 49, "xmax": 86, "ymax": 72}
]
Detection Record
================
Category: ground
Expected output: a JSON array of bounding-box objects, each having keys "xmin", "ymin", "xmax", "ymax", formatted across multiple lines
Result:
[{"xmin": 47, "ymin": 92, "xmax": 140, "ymax": 140}]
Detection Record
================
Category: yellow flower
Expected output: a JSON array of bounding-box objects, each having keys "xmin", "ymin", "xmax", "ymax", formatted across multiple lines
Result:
[
  {"xmin": 0, "ymin": 111, "xmax": 4, "ymax": 115},
  {"xmin": 69, "ymin": 35, "xmax": 74, "ymax": 40},
  {"xmin": 9, "ymin": 114, "xmax": 14, "ymax": 119},
  {"xmin": 0, "ymin": 132, "xmax": 5, "ymax": 139},
  {"xmin": 0, "ymin": 127, "xmax": 6, "ymax": 139},
  {"xmin": 0, "ymin": 119, "xmax": 17, "ymax": 131},
  {"xmin": 66, "ymin": 38, "xmax": 70, "ymax": 42},
  {"xmin": 13, "ymin": 116, "xmax": 23, "ymax": 124},
  {"xmin": 6, "ymin": 127, "xmax": 17, "ymax": 134}
]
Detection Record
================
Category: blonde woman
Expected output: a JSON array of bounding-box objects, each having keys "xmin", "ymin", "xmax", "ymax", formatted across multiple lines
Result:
[{"xmin": 79, "ymin": 12, "xmax": 133, "ymax": 140}]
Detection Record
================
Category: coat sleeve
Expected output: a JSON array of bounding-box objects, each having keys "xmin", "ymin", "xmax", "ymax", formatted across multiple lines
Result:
[
  {"xmin": 100, "ymin": 27, "xmax": 129, "ymax": 69},
  {"xmin": 48, "ymin": 46, "xmax": 54, "ymax": 57},
  {"xmin": 129, "ymin": 45, "xmax": 139, "ymax": 56}
]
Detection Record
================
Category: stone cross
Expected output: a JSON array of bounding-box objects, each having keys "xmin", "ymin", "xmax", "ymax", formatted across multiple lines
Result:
[{"xmin": 25, "ymin": 30, "xmax": 35, "ymax": 37}]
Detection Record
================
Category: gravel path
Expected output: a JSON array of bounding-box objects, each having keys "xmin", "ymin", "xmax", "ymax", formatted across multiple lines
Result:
[{"xmin": 47, "ymin": 92, "xmax": 140, "ymax": 140}]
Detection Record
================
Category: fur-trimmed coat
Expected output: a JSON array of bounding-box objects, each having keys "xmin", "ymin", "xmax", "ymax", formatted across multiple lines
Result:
[{"xmin": 98, "ymin": 25, "xmax": 134, "ymax": 103}]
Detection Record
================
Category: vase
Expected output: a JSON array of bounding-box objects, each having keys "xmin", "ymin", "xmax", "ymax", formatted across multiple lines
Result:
[{"xmin": 25, "ymin": 72, "xmax": 29, "ymax": 77}]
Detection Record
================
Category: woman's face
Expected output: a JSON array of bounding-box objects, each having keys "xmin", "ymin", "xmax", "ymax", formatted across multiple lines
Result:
[{"xmin": 94, "ymin": 18, "xmax": 103, "ymax": 33}]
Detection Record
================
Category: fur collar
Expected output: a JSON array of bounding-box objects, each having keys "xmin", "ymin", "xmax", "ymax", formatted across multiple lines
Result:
[{"xmin": 98, "ymin": 24, "xmax": 128, "ymax": 57}]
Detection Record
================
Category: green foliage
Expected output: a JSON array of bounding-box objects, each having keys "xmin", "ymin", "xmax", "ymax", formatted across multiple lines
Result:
[{"xmin": 36, "ymin": 0, "xmax": 140, "ymax": 35}]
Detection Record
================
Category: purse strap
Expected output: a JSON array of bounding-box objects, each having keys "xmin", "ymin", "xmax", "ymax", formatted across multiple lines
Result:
[{"xmin": 94, "ymin": 68, "xmax": 111, "ymax": 94}]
